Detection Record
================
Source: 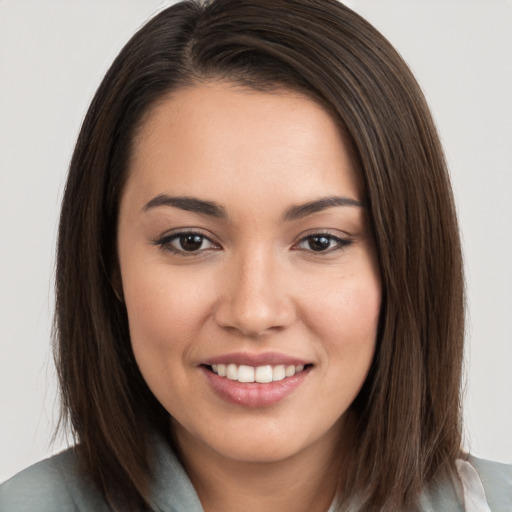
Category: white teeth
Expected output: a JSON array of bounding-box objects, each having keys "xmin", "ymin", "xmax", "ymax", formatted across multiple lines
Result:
[
  {"xmin": 210, "ymin": 363, "xmax": 307, "ymax": 383},
  {"xmin": 226, "ymin": 364, "xmax": 238, "ymax": 380},
  {"xmin": 272, "ymin": 365, "xmax": 286, "ymax": 382},
  {"xmin": 285, "ymin": 365, "xmax": 296, "ymax": 377},
  {"xmin": 237, "ymin": 365, "xmax": 255, "ymax": 383},
  {"xmin": 255, "ymin": 365, "xmax": 273, "ymax": 383}
]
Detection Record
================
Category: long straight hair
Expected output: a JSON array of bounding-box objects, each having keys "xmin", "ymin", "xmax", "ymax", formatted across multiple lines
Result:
[{"xmin": 55, "ymin": 1, "xmax": 465, "ymax": 510}]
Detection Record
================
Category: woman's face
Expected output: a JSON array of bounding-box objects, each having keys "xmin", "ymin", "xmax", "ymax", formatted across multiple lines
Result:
[{"xmin": 117, "ymin": 83, "xmax": 381, "ymax": 464}]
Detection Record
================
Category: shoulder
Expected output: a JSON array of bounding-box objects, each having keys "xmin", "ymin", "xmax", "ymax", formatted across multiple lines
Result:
[
  {"xmin": 0, "ymin": 448, "xmax": 110, "ymax": 512},
  {"xmin": 419, "ymin": 456, "xmax": 512, "ymax": 512},
  {"xmin": 468, "ymin": 455, "xmax": 512, "ymax": 512}
]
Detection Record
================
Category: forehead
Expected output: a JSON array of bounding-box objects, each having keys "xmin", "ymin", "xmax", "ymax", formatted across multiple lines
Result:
[{"xmin": 124, "ymin": 82, "xmax": 363, "ymax": 212}]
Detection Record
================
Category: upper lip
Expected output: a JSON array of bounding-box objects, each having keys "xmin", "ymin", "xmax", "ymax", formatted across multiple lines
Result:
[{"xmin": 202, "ymin": 352, "xmax": 311, "ymax": 367}]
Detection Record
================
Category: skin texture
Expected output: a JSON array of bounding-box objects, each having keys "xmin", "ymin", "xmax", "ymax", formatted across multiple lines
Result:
[{"xmin": 117, "ymin": 82, "xmax": 382, "ymax": 512}]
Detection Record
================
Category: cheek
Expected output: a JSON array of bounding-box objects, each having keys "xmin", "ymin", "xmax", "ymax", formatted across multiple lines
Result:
[
  {"xmin": 122, "ymin": 266, "xmax": 219, "ymax": 414},
  {"xmin": 299, "ymin": 262, "xmax": 381, "ymax": 389},
  {"xmin": 122, "ymin": 264, "xmax": 215, "ymax": 363},
  {"xmin": 306, "ymin": 268, "xmax": 381, "ymax": 344}
]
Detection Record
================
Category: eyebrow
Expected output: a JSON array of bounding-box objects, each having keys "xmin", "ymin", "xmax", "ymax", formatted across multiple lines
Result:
[
  {"xmin": 142, "ymin": 194, "xmax": 363, "ymax": 220},
  {"xmin": 142, "ymin": 195, "xmax": 226, "ymax": 217},
  {"xmin": 282, "ymin": 196, "xmax": 364, "ymax": 221}
]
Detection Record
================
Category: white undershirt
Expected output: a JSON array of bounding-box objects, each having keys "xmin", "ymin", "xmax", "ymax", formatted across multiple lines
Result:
[{"xmin": 456, "ymin": 459, "xmax": 492, "ymax": 512}]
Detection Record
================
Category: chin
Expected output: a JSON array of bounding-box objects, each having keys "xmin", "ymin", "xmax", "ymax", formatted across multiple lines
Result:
[
  {"xmin": 176, "ymin": 411, "xmax": 344, "ymax": 468},
  {"xmin": 216, "ymin": 437, "xmax": 305, "ymax": 464}
]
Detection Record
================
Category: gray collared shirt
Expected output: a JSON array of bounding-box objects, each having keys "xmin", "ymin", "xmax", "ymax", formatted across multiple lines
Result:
[{"xmin": 1, "ymin": 437, "xmax": 511, "ymax": 511}]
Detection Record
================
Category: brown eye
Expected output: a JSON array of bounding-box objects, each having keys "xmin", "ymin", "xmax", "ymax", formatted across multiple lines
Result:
[
  {"xmin": 296, "ymin": 233, "xmax": 352, "ymax": 253},
  {"xmin": 307, "ymin": 235, "xmax": 331, "ymax": 251},
  {"xmin": 154, "ymin": 231, "xmax": 218, "ymax": 255},
  {"xmin": 179, "ymin": 234, "xmax": 205, "ymax": 252}
]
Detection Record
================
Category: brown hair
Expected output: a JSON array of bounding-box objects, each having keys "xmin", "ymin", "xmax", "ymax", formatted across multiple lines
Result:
[{"xmin": 55, "ymin": 0, "xmax": 465, "ymax": 510}]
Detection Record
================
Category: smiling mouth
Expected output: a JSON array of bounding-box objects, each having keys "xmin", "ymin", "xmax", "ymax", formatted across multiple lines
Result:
[{"xmin": 204, "ymin": 363, "xmax": 311, "ymax": 384}]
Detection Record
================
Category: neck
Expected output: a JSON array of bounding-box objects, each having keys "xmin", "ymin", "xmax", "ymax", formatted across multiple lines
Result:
[{"xmin": 173, "ymin": 418, "xmax": 353, "ymax": 512}]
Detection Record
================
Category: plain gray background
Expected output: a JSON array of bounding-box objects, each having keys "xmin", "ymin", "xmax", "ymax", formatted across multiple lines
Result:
[{"xmin": 1, "ymin": 0, "xmax": 511, "ymax": 482}]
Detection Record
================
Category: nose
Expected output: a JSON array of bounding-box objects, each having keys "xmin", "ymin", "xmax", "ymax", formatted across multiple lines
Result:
[{"xmin": 213, "ymin": 248, "xmax": 296, "ymax": 338}]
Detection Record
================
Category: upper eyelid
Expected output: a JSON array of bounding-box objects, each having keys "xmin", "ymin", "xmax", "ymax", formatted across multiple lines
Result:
[
  {"xmin": 293, "ymin": 228, "xmax": 351, "ymax": 243},
  {"xmin": 154, "ymin": 228, "xmax": 218, "ymax": 244},
  {"xmin": 294, "ymin": 233, "xmax": 351, "ymax": 250},
  {"xmin": 153, "ymin": 231, "xmax": 220, "ymax": 257},
  {"xmin": 297, "ymin": 233, "xmax": 346, "ymax": 243}
]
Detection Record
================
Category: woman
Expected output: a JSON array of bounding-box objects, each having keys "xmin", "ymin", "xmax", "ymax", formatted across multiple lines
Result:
[{"xmin": 1, "ymin": 0, "xmax": 510, "ymax": 511}]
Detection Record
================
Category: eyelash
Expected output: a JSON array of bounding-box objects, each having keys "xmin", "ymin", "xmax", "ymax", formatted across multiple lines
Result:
[
  {"xmin": 153, "ymin": 230, "xmax": 352, "ymax": 257},
  {"xmin": 294, "ymin": 233, "xmax": 352, "ymax": 253},
  {"xmin": 153, "ymin": 230, "xmax": 218, "ymax": 256}
]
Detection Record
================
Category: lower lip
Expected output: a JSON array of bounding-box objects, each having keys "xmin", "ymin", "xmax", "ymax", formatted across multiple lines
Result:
[{"xmin": 202, "ymin": 366, "xmax": 311, "ymax": 408}]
